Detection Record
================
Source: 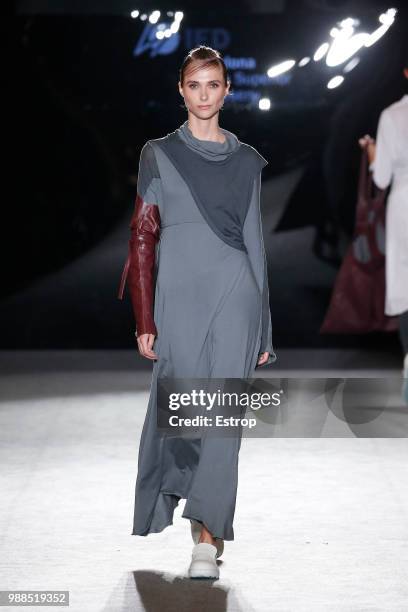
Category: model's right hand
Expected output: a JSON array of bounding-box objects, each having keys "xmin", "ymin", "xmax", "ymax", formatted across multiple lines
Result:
[
  {"xmin": 358, "ymin": 134, "xmax": 374, "ymax": 147},
  {"xmin": 137, "ymin": 333, "xmax": 158, "ymax": 360},
  {"xmin": 358, "ymin": 134, "xmax": 376, "ymax": 164}
]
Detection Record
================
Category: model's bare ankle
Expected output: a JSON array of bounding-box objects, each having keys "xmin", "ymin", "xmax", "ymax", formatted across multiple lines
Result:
[{"xmin": 198, "ymin": 524, "xmax": 216, "ymax": 545}]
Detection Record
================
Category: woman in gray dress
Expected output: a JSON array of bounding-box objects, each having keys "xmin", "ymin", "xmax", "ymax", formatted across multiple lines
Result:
[{"xmin": 118, "ymin": 45, "xmax": 277, "ymax": 579}]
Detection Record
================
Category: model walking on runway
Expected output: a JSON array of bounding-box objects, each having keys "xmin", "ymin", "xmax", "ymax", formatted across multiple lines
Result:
[
  {"xmin": 118, "ymin": 45, "xmax": 277, "ymax": 579},
  {"xmin": 359, "ymin": 52, "xmax": 408, "ymax": 402}
]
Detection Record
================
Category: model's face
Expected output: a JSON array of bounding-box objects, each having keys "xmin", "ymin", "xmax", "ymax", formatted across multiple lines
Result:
[{"xmin": 178, "ymin": 62, "xmax": 230, "ymax": 120}]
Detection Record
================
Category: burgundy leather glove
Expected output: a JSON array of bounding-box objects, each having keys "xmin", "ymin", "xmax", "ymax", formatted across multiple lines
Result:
[{"xmin": 118, "ymin": 194, "xmax": 161, "ymax": 337}]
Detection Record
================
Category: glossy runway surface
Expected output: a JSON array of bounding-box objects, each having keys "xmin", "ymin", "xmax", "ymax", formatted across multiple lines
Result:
[{"xmin": 0, "ymin": 350, "xmax": 407, "ymax": 611}]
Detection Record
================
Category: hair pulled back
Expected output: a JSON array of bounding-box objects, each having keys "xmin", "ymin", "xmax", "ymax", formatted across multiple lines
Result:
[{"xmin": 179, "ymin": 45, "xmax": 230, "ymax": 87}]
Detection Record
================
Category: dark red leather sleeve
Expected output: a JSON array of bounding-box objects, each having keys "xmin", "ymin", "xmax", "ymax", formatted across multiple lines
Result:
[{"xmin": 117, "ymin": 194, "xmax": 161, "ymax": 337}]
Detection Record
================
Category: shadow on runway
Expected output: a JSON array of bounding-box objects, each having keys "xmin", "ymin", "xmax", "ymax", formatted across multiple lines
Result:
[{"xmin": 101, "ymin": 568, "xmax": 255, "ymax": 612}]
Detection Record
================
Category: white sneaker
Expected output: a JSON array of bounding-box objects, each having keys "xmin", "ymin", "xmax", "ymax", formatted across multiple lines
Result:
[
  {"xmin": 190, "ymin": 519, "xmax": 224, "ymax": 558},
  {"xmin": 188, "ymin": 542, "xmax": 219, "ymax": 579}
]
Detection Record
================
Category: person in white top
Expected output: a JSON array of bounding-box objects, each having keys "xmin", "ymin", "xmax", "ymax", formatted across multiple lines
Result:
[{"xmin": 359, "ymin": 54, "xmax": 408, "ymax": 400}]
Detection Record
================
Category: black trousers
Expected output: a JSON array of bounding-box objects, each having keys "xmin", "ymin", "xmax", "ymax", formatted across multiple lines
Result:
[{"xmin": 399, "ymin": 310, "xmax": 408, "ymax": 354}]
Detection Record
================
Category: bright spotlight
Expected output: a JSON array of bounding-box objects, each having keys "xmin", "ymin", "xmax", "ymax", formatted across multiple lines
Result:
[
  {"xmin": 298, "ymin": 57, "xmax": 310, "ymax": 67},
  {"xmin": 130, "ymin": 10, "xmax": 139, "ymax": 19},
  {"xmin": 313, "ymin": 43, "xmax": 329, "ymax": 61},
  {"xmin": 327, "ymin": 75, "xmax": 344, "ymax": 89},
  {"xmin": 340, "ymin": 18, "xmax": 355, "ymax": 29},
  {"xmin": 267, "ymin": 59, "xmax": 296, "ymax": 78},
  {"xmin": 379, "ymin": 8, "xmax": 397, "ymax": 25},
  {"xmin": 259, "ymin": 98, "xmax": 271, "ymax": 110},
  {"xmin": 365, "ymin": 8, "xmax": 397, "ymax": 47},
  {"xmin": 149, "ymin": 11, "xmax": 160, "ymax": 24},
  {"xmin": 326, "ymin": 32, "xmax": 369, "ymax": 66},
  {"xmin": 343, "ymin": 57, "xmax": 360, "ymax": 72}
]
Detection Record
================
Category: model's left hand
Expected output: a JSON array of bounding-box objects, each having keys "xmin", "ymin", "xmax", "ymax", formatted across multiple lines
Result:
[{"xmin": 257, "ymin": 352, "xmax": 270, "ymax": 366}]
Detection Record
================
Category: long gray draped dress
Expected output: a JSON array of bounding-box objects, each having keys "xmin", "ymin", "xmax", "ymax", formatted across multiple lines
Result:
[{"xmin": 129, "ymin": 120, "xmax": 277, "ymax": 541}]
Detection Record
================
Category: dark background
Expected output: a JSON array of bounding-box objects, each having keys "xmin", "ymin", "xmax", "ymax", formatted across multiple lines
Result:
[{"xmin": 5, "ymin": 0, "xmax": 408, "ymax": 352}]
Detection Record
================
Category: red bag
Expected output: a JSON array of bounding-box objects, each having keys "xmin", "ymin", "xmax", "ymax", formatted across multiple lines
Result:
[{"xmin": 320, "ymin": 148, "xmax": 399, "ymax": 334}]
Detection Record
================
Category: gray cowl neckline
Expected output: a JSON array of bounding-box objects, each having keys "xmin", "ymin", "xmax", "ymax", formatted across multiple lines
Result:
[
  {"xmin": 176, "ymin": 120, "xmax": 240, "ymax": 161},
  {"xmin": 154, "ymin": 120, "xmax": 267, "ymax": 252}
]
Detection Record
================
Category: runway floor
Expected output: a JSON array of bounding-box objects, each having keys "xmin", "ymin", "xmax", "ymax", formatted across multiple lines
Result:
[{"xmin": 0, "ymin": 350, "xmax": 407, "ymax": 612}]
